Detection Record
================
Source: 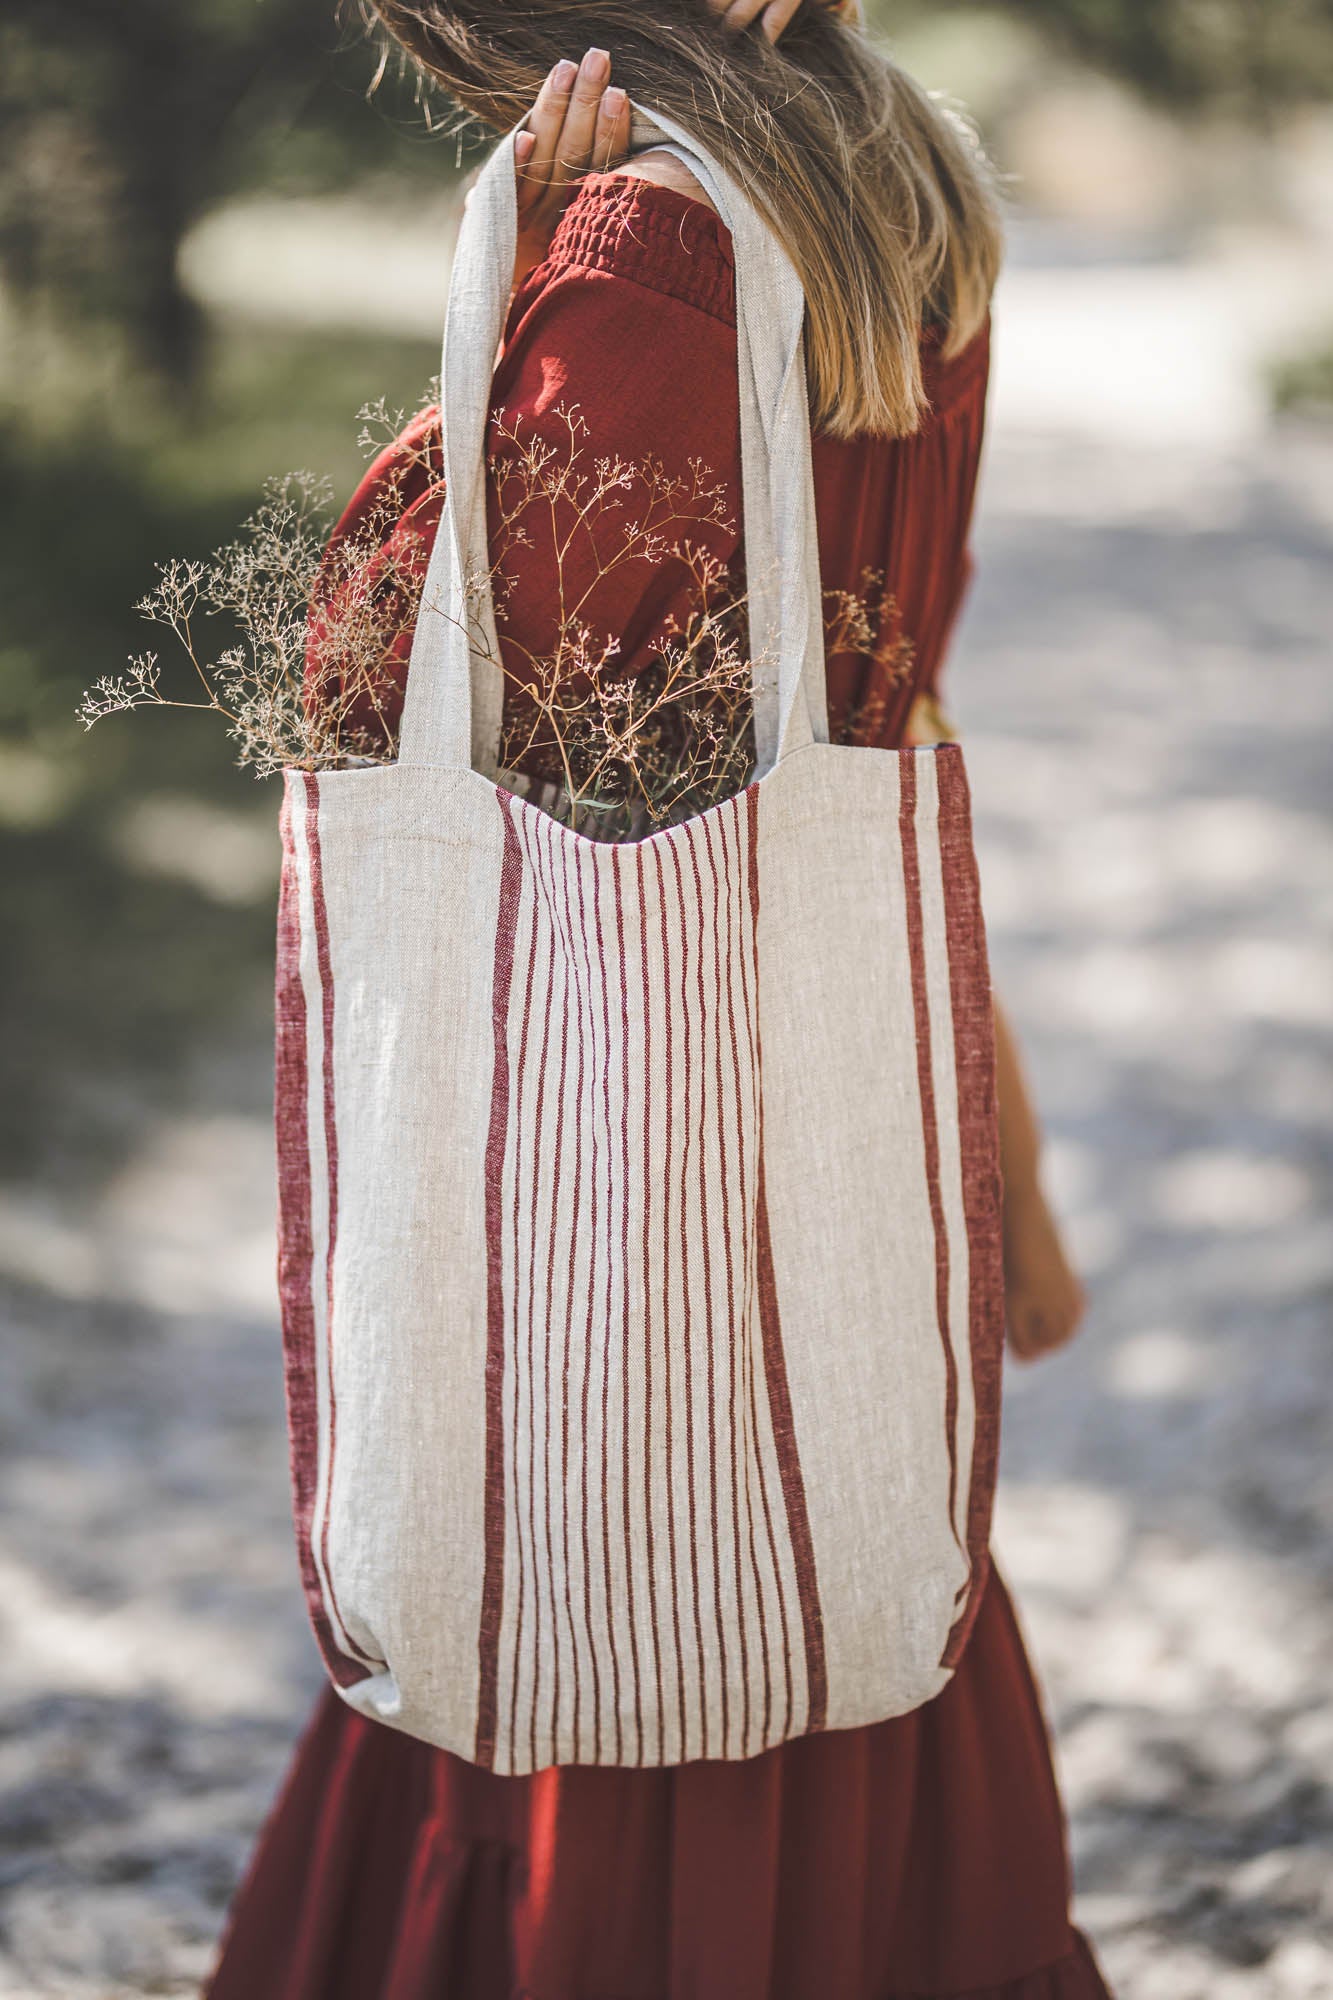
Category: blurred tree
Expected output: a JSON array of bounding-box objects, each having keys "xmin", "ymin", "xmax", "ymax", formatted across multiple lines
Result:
[
  {"xmin": 0, "ymin": 0, "xmax": 440, "ymax": 395},
  {"xmin": 911, "ymin": 0, "xmax": 1333, "ymax": 121},
  {"xmin": 6, "ymin": 0, "xmax": 1330, "ymax": 399}
]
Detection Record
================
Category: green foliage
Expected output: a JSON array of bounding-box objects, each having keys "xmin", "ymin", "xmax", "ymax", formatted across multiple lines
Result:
[
  {"xmin": 3, "ymin": 0, "xmax": 1328, "ymax": 1188},
  {"xmin": 6, "ymin": 0, "xmax": 1329, "ymax": 394},
  {"xmin": 890, "ymin": 0, "xmax": 1333, "ymax": 119},
  {"xmin": 1270, "ymin": 327, "xmax": 1333, "ymax": 415},
  {"xmin": 0, "ymin": 0, "xmax": 453, "ymax": 389},
  {"xmin": 0, "ymin": 318, "xmax": 436, "ymax": 1179}
]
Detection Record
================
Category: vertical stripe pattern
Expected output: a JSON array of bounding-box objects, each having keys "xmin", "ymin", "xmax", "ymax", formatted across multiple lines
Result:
[
  {"xmin": 275, "ymin": 773, "xmax": 380, "ymax": 1687},
  {"xmin": 898, "ymin": 748, "xmax": 1004, "ymax": 1664},
  {"xmin": 899, "ymin": 756, "xmax": 966, "ymax": 1572},
  {"xmin": 479, "ymin": 785, "xmax": 824, "ymax": 1772},
  {"xmin": 936, "ymin": 747, "xmax": 1005, "ymax": 1665},
  {"xmin": 274, "ymin": 741, "xmax": 1002, "ymax": 1767}
]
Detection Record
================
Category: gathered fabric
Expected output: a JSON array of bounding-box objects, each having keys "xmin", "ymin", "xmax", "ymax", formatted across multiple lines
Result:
[
  {"xmin": 208, "ymin": 1570, "xmax": 1110, "ymax": 2000},
  {"xmin": 315, "ymin": 173, "xmax": 991, "ymax": 777}
]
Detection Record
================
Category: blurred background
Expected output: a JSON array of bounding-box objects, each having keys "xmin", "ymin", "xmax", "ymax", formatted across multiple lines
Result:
[{"xmin": 1, "ymin": 2, "xmax": 1331, "ymax": 1994}]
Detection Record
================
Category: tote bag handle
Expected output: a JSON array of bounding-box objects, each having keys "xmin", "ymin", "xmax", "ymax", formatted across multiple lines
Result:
[{"xmin": 397, "ymin": 105, "xmax": 830, "ymax": 781}]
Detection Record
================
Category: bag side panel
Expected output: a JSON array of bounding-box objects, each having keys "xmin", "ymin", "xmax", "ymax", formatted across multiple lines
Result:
[
  {"xmin": 754, "ymin": 747, "xmax": 977, "ymax": 1726},
  {"xmin": 309, "ymin": 769, "xmax": 507, "ymax": 1756},
  {"xmin": 935, "ymin": 745, "xmax": 1004, "ymax": 1665},
  {"xmin": 275, "ymin": 772, "xmax": 381, "ymax": 1690}
]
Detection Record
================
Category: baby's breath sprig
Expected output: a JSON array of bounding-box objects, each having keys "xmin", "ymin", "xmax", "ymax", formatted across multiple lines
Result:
[{"xmin": 80, "ymin": 399, "xmax": 905, "ymax": 840}]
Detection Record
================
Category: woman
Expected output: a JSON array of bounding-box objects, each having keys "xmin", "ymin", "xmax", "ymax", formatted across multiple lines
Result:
[{"xmin": 209, "ymin": 3, "xmax": 1108, "ymax": 1993}]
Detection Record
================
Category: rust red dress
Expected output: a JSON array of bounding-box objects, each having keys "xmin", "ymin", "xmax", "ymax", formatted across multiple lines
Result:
[{"xmin": 207, "ymin": 174, "xmax": 1112, "ymax": 2000}]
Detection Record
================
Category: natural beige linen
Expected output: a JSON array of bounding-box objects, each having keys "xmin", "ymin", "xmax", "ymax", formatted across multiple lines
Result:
[{"xmin": 274, "ymin": 111, "xmax": 1004, "ymax": 1774}]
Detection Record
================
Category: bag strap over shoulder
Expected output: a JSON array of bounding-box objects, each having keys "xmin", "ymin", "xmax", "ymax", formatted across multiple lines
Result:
[{"xmin": 397, "ymin": 106, "xmax": 830, "ymax": 781}]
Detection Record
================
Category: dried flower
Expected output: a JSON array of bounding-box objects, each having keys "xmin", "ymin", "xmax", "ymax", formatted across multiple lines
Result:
[{"xmin": 80, "ymin": 398, "xmax": 910, "ymax": 841}]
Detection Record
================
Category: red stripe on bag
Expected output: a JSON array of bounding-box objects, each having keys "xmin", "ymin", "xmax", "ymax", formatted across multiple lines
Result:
[
  {"xmin": 519, "ymin": 807, "xmax": 560, "ymax": 1771},
  {"xmin": 505, "ymin": 808, "xmax": 542, "ymax": 1770},
  {"xmin": 745, "ymin": 784, "xmax": 828, "ymax": 1736},
  {"xmin": 899, "ymin": 755, "xmax": 965, "ymax": 1568},
  {"xmin": 584, "ymin": 848, "xmax": 617, "ymax": 1765},
  {"xmin": 538, "ymin": 811, "xmax": 572, "ymax": 1762},
  {"xmin": 569, "ymin": 843, "xmax": 605, "ymax": 1760},
  {"xmin": 726, "ymin": 800, "xmax": 773, "ymax": 1758},
  {"xmin": 686, "ymin": 822, "xmax": 733, "ymax": 1756},
  {"xmin": 638, "ymin": 848, "xmax": 670, "ymax": 1762},
  {"xmin": 714, "ymin": 806, "xmax": 763, "ymax": 1758},
  {"xmin": 302, "ymin": 773, "xmax": 376, "ymax": 1677},
  {"xmin": 475, "ymin": 790, "xmax": 526, "ymax": 1767},
  {"xmin": 702, "ymin": 809, "xmax": 752, "ymax": 1758},
  {"xmin": 609, "ymin": 857, "xmax": 639, "ymax": 1764},
  {"xmin": 653, "ymin": 839, "xmax": 690, "ymax": 1762},
  {"xmin": 935, "ymin": 746, "xmax": 1005, "ymax": 1668},
  {"xmin": 553, "ymin": 829, "xmax": 589, "ymax": 1759},
  {"xmin": 732, "ymin": 793, "xmax": 783, "ymax": 1747},
  {"xmin": 275, "ymin": 781, "xmax": 364, "ymax": 1689},
  {"xmin": 666, "ymin": 832, "xmax": 710, "ymax": 1758}
]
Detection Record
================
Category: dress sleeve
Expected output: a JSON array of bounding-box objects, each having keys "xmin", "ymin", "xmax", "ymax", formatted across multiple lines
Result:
[
  {"xmin": 484, "ymin": 256, "xmax": 742, "ymax": 784},
  {"xmin": 304, "ymin": 215, "xmax": 743, "ymax": 784},
  {"xmin": 302, "ymin": 404, "xmax": 443, "ymax": 760},
  {"xmin": 304, "ymin": 178, "xmax": 988, "ymax": 767},
  {"xmin": 906, "ymin": 327, "xmax": 990, "ymax": 711}
]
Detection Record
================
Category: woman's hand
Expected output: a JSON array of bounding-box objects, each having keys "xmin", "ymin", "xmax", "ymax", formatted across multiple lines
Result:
[
  {"xmin": 993, "ymin": 1000, "xmax": 1086, "ymax": 1362},
  {"xmin": 704, "ymin": 0, "xmax": 862, "ymax": 41},
  {"xmin": 513, "ymin": 51, "xmax": 632, "ymax": 288},
  {"xmin": 1002, "ymin": 1177, "xmax": 1086, "ymax": 1362},
  {"xmin": 508, "ymin": 4, "xmax": 856, "ymax": 283}
]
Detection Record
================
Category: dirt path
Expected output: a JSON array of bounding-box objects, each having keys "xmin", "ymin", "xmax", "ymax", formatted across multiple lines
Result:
[
  {"xmin": 962, "ymin": 426, "xmax": 1333, "ymax": 1998},
  {"xmin": 1, "ymin": 409, "xmax": 1330, "ymax": 1995}
]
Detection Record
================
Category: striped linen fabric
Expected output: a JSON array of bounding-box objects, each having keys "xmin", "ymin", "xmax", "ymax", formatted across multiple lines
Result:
[
  {"xmin": 274, "ymin": 740, "xmax": 1001, "ymax": 1772},
  {"xmin": 272, "ymin": 111, "xmax": 1004, "ymax": 1772}
]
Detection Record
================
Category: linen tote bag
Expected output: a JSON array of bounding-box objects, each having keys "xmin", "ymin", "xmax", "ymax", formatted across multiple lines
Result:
[{"xmin": 274, "ymin": 109, "xmax": 1005, "ymax": 1776}]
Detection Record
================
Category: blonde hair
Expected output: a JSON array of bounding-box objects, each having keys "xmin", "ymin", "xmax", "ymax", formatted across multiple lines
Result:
[{"xmin": 365, "ymin": 0, "xmax": 1004, "ymax": 438}]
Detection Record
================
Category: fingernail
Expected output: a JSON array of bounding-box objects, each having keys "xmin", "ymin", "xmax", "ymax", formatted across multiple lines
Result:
[
  {"xmin": 551, "ymin": 59, "xmax": 576, "ymax": 90},
  {"xmin": 581, "ymin": 46, "xmax": 610, "ymax": 80},
  {"xmin": 602, "ymin": 86, "xmax": 626, "ymax": 117}
]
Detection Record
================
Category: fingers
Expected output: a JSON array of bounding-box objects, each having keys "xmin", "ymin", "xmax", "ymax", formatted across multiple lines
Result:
[
  {"xmin": 516, "ymin": 51, "xmax": 630, "ymax": 220},
  {"xmin": 549, "ymin": 48, "xmax": 612, "ymax": 186},
  {"xmin": 705, "ymin": 0, "xmax": 856, "ymax": 42},
  {"xmin": 512, "ymin": 52, "xmax": 632, "ymax": 286},
  {"xmin": 1006, "ymin": 1306, "xmax": 1044, "ymax": 1362},
  {"xmin": 706, "ymin": 0, "xmax": 804, "ymax": 42},
  {"xmin": 1007, "ymin": 1305, "xmax": 1079, "ymax": 1363},
  {"xmin": 758, "ymin": 0, "xmax": 804, "ymax": 40},
  {"xmin": 593, "ymin": 85, "xmax": 631, "ymax": 174},
  {"xmin": 1004, "ymin": 1267, "xmax": 1087, "ymax": 1362},
  {"xmin": 519, "ymin": 57, "xmax": 579, "ymax": 203}
]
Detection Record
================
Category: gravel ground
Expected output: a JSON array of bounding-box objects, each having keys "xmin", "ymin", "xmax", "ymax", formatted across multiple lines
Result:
[
  {"xmin": 962, "ymin": 426, "xmax": 1333, "ymax": 1999},
  {"xmin": 0, "ymin": 409, "xmax": 1329, "ymax": 1996}
]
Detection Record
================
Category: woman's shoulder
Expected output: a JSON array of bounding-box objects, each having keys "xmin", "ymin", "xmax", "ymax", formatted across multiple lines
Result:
[
  {"xmin": 518, "ymin": 168, "xmax": 737, "ymax": 327},
  {"xmin": 520, "ymin": 169, "xmax": 989, "ymax": 423},
  {"xmin": 612, "ymin": 150, "xmax": 717, "ymax": 210},
  {"xmin": 339, "ymin": 167, "xmax": 991, "ymax": 538}
]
